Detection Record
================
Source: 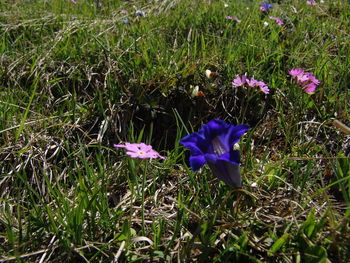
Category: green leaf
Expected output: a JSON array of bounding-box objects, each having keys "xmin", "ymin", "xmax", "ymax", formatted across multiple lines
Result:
[
  {"xmin": 304, "ymin": 245, "xmax": 328, "ymax": 263},
  {"xmin": 268, "ymin": 233, "xmax": 289, "ymax": 255}
]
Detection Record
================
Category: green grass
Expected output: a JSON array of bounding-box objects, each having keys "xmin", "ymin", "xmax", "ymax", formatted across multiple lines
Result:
[{"xmin": 1, "ymin": 0, "xmax": 350, "ymax": 262}]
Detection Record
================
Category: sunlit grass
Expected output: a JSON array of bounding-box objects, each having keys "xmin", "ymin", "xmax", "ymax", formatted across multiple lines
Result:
[{"xmin": 1, "ymin": 0, "xmax": 349, "ymax": 262}]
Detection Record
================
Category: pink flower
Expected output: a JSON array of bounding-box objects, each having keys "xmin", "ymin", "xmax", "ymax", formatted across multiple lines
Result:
[
  {"xmin": 232, "ymin": 75, "xmax": 247, "ymax": 87},
  {"xmin": 288, "ymin": 68, "xmax": 304, "ymax": 77},
  {"xmin": 296, "ymin": 74, "xmax": 310, "ymax": 83},
  {"xmin": 257, "ymin": 81, "xmax": 270, "ymax": 94},
  {"xmin": 307, "ymin": 0, "xmax": 317, "ymax": 5},
  {"xmin": 246, "ymin": 77, "xmax": 258, "ymax": 87},
  {"xmin": 289, "ymin": 68, "xmax": 320, "ymax": 94},
  {"xmin": 289, "ymin": 68, "xmax": 309, "ymax": 83},
  {"xmin": 303, "ymin": 83, "xmax": 317, "ymax": 94},
  {"xmin": 98, "ymin": 2, "xmax": 102, "ymax": 7},
  {"xmin": 70, "ymin": 0, "xmax": 76, "ymax": 4},
  {"xmin": 226, "ymin": 16, "xmax": 241, "ymax": 23},
  {"xmin": 269, "ymin": 16, "xmax": 284, "ymax": 26},
  {"xmin": 305, "ymin": 73, "xmax": 320, "ymax": 85},
  {"xmin": 114, "ymin": 142, "xmax": 165, "ymax": 159},
  {"xmin": 233, "ymin": 74, "xmax": 270, "ymax": 94},
  {"xmin": 120, "ymin": 9, "xmax": 128, "ymax": 14}
]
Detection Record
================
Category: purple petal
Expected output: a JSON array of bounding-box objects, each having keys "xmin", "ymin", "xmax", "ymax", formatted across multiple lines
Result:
[
  {"xmin": 288, "ymin": 68, "xmax": 304, "ymax": 77},
  {"xmin": 201, "ymin": 119, "xmax": 230, "ymax": 141},
  {"xmin": 219, "ymin": 124, "xmax": 249, "ymax": 148},
  {"xmin": 303, "ymin": 83, "xmax": 317, "ymax": 94},
  {"xmin": 189, "ymin": 155, "xmax": 207, "ymax": 171},
  {"xmin": 180, "ymin": 132, "xmax": 210, "ymax": 156},
  {"xmin": 207, "ymin": 159, "xmax": 241, "ymax": 187}
]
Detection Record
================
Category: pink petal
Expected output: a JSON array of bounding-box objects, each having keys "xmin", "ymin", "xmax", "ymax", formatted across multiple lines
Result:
[
  {"xmin": 246, "ymin": 77, "xmax": 258, "ymax": 87},
  {"xmin": 288, "ymin": 68, "xmax": 305, "ymax": 77},
  {"xmin": 304, "ymin": 83, "xmax": 317, "ymax": 94}
]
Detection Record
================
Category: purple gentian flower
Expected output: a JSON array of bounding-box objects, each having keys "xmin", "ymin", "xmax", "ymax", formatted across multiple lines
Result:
[
  {"xmin": 180, "ymin": 119, "xmax": 249, "ymax": 187},
  {"xmin": 260, "ymin": 2, "xmax": 273, "ymax": 12}
]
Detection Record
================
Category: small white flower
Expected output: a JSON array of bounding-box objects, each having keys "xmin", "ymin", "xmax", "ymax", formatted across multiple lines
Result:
[
  {"xmin": 224, "ymin": 3, "xmax": 228, "ymax": 7},
  {"xmin": 190, "ymin": 85, "xmax": 199, "ymax": 97},
  {"xmin": 263, "ymin": 21, "xmax": 269, "ymax": 27},
  {"xmin": 205, "ymin": 69, "xmax": 212, "ymax": 79},
  {"xmin": 251, "ymin": 182, "xmax": 257, "ymax": 187}
]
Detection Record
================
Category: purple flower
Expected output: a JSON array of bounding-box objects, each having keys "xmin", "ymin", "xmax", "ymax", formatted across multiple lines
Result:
[
  {"xmin": 246, "ymin": 77, "xmax": 258, "ymax": 87},
  {"xmin": 226, "ymin": 16, "xmax": 241, "ymax": 23},
  {"xmin": 307, "ymin": 0, "xmax": 317, "ymax": 5},
  {"xmin": 256, "ymin": 81, "xmax": 270, "ymax": 94},
  {"xmin": 121, "ymin": 18, "xmax": 129, "ymax": 23},
  {"xmin": 289, "ymin": 68, "xmax": 320, "ymax": 94},
  {"xmin": 269, "ymin": 16, "xmax": 284, "ymax": 26},
  {"xmin": 114, "ymin": 142, "xmax": 165, "ymax": 159},
  {"xmin": 305, "ymin": 73, "xmax": 320, "ymax": 85},
  {"xmin": 233, "ymin": 75, "xmax": 270, "ymax": 94},
  {"xmin": 288, "ymin": 68, "xmax": 305, "ymax": 77},
  {"xmin": 180, "ymin": 119, "xmax": 249, "ymax": 187},
  {"xmin": 98, "ymin": 2, "xmax": 102, "ymax": 7},
  {"xmin": 70, "ymin": 0, "xmax": 77, "ymax": 4},
  {"xmin": 260, "ymin": 2, "xmax": 273, "ymax": 12},
  {"xmin": 303, "ymin": 83, "xmax": 317, "ymax": 94},
  {"xmin": 232, "ymin": 75, "xmax": 247, "ymax": 87},
  {"xmin": 120, "ymin": 9, "xmax": 128, "ymax": 14}
]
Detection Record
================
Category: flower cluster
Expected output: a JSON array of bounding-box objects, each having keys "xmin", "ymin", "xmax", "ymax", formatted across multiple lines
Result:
[
  {"xmin": 118, "ymin": 9, "xmax": 146, "ymax": 23},
  {"xmin": 288, "ymin": 68, "xmax": 320, "ymax": 94},
  {"xmin": 114, "ymin": 142, "xmax": 165, "ymax": 159},
  {"xmin": 260, "ymin": 2, "xmax": 273, "ymax": 12},
  {"xmin": 180, "ymin": 119, "xmax": 249, "ymax": 187},
  {"xmin": 232, "ymin": 75, "xmax": 270, "ymax": 94},
  {"xmin": 269, "ymin": 16, "xmax": 284, "ymax": 26}
]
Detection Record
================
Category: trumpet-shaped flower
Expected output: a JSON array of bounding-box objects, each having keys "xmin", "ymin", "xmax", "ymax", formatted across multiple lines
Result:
[
  {"xmin": 114, "ymin": 142, "xmax": 165, "ymax": 159},
  {"xmin": 180, "ymin": 119, "xmax": 249, "ymax": 187},
  {"xmin": 260, "ymin": 2, "xmax": 273, "ymax": 12}
]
